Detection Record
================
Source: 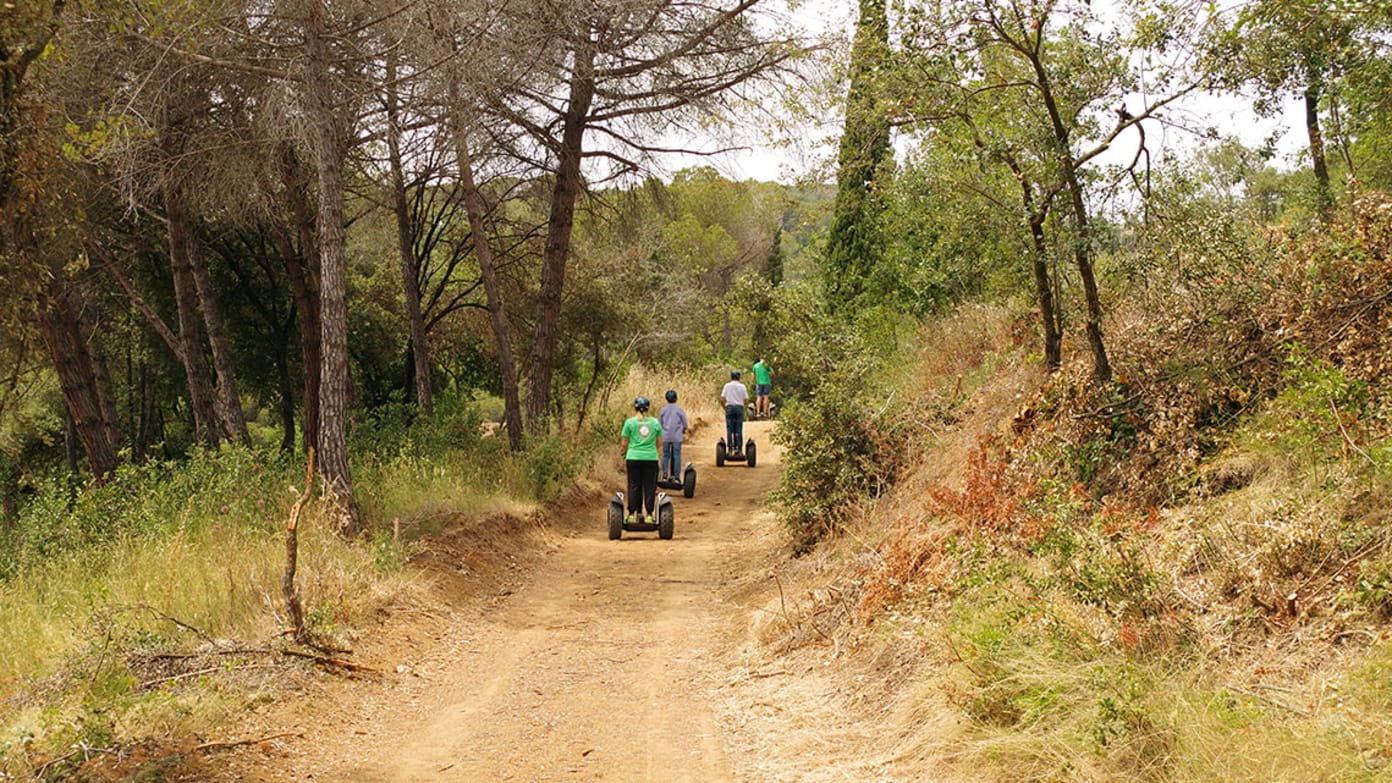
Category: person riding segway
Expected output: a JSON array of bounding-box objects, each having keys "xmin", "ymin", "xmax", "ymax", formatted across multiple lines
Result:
[
  {"xmin": 716, "ymin": 370, "xmax": 756, "ymax": 467},
  {"xmin": 657, "ymin": 390, "xmax": 696, "ymax": 497},
  {"xmin": 621, "ymin": 396, "xmax": 661, "ymax": 526},
  {"xmin": 609, "ymin": 396, "xmax": 675, "ymax": 540}
]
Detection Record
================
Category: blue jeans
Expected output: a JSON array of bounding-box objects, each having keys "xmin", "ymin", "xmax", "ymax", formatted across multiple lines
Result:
[
  {"xmin": 725, "ymin": 404, "xmax": 745, "ymax": 450},
  {"xmin": 662, "ymin": 441, "xmax": 683, "ymax": 478}
]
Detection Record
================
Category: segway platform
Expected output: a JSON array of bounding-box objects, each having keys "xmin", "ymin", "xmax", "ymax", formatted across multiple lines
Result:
[
  {"xmin": 714, "ymin": 438, "xmax": 757, "ymax": 468},
  {"xmin": 608, "ymin": 492, "xmax": 674, "ymax": 540},
  {"xmin": 656, "ymin": 462, "xmax": 697, "ymax": 498}
]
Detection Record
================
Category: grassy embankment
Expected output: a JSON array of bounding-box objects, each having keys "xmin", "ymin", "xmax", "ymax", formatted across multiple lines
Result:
[
  {"xmin": 0, "ymin": 367, "xmax": 720, "ymax": 777},
  {"xmin": 765, "ymin": 195, "xmax": 1392, "ymax": 781}
]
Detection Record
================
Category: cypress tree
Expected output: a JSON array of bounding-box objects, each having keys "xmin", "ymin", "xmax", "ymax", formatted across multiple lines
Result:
[{"xmin": 824, "ymin": 0, "xmax": 891, "ymax": 312}]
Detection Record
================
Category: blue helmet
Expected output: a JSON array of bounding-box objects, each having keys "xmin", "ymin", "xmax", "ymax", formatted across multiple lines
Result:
[
  {"xmin": 665, "ymin": 389, "xmax": 677, "ymax": 403},
  {"xmin": 731, "ymin": 370, "xmax": 741, "ymax": 379},
  {"xmin": 633, "ymin": 396, "xmax": 650, "ymax": 411}
]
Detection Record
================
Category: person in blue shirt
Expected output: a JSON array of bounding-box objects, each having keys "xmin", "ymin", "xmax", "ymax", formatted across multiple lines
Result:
[{"xmin": 658, "ymin": 389, "xmax": 689, "ymax": 482}]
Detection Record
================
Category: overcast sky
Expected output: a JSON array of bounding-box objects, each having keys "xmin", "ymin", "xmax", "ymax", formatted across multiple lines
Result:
[{"xmin": 658, "ymin": 0, "xmax": 1310, "ymax": 185}]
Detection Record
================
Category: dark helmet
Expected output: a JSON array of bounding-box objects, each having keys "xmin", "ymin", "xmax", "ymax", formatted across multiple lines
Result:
[
  {"xmin": 731, "ymin": 370, "xmax": 741, "ymax": 379},
  {"xmin": 633, "ymin": 396, "xmax": 650, "ymax": 412},
  {"xmin": 665, "ymin": 389, "xmax": 677, "ymax": 403}
]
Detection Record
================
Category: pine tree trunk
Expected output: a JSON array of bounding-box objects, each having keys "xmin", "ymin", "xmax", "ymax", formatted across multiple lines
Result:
[
  {"xmin": 274, "ymin": 144, "xmax": 322, "ymax": 455},
  {"xmin": 277, "ymin": 349, "xmax": 296, "ymax": 455},
  {"xmin": 526, "ymin": 35, "xmax": 596, "ymax": 434},
  {"xmin": 160, "ymin": 161, "xmax": 223, "ymax": 446},
  {"xmin": 80, "ymin": 301, "xmax": 123, "ymax": 455},
  {"xmin": 273, "ymin": 150, "xmax": 322, "ymax": 456},
  {"xmin": 136, "ymin": 361, "xmax": 154, "ymax": 463},
  {"xmin": 384, "ymin": 60, "xmax": 433, "ymax": 417},
  {"xmin": 187, "ymin": 227, "xmax": 252, "ymax": 445},
  {"xmin": 305, "ymin": 0, "xmax": 359, "ymax": 536},
  {"xmin": 38, "ymin": 288, "xmax": 119, "ymax": 480},
  {"xmin": 449, "ymin": 110, "xmax": 524, "ymax": 451}
]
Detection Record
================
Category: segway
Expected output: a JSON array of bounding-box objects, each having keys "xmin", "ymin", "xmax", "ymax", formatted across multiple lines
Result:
[
  {"xmin": 714, "ymin": 438, "xmax": 757, "ymax": 468},
  {"xmin": 607, "ymin": 492, "xmax": 675, "ymax": 540},
  {"xmin": 746, "ymin": 400, "xmax": 777, "ymax": 421},
  {"xmin": 657, "ymin": 462, "xmax": 697, "ymax": 498}
]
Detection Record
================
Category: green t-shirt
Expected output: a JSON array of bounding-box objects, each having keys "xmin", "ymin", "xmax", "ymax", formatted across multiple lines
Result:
[
  {"xmin": 752, "ymin": 360, "xmax": 772, "ymax": 385},
  {"xmin": 622, "ymin": 415, "xmax": 660, "ymax": 461}
]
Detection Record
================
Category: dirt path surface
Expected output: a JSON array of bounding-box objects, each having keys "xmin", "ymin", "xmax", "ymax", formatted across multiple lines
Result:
[{"xmin": 220, "ymin": 418, "xmax": 794, "ymax": 782}]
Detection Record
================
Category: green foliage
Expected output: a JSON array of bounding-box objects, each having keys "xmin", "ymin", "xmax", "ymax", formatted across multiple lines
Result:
[
  {"xmin": 767, "ymin": 286, "xmax": 920, "ymax": 547},
  {"xmin": 521, "ymin": 431, "xmax": 592, "ymax": 503},
  {"xmin": 0, "ymin": 446, "xmax": 288, "ymax": 581},
  {"xmin": 878, "ymin": 151, "xmax": 1027, "ymax": 314},
  {"xmin": 1272, "ymin": 344, "xmax": 1369, "ymax": 463},
  {"xmin": 824, "ymin": 0, "xmax": 892, "ymax": 312}
]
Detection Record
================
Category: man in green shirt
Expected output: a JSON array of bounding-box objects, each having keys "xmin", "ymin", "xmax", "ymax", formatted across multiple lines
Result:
[
  {"xmin": 621, "ymin": 396, "xmax": 662, "ymax": 524},
  {"xmin": 752, "ymin": 357, "xmax": 773, "ymax": 418}
]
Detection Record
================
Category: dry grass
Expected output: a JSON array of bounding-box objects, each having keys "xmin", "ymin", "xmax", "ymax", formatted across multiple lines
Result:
[
  {"xmin": 737, "ymin": 203, "xmax": 1392, "ymax": 780},
  {"xmin": 0, "ymin": 500, "xmax": 424, "ymax": 777}
]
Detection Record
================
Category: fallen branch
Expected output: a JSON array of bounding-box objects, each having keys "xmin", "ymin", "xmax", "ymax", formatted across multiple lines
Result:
[
  {"xmin": 33, "ymin": 743, "xmax": 118, "ymax": 778},
  {"xmin": 195, "ymin": 731, "xmax": 304, "ymax": 753},
  {"xmin": 124, "ymin": 603, "xmax": 216, "ymax": 645},
  {"xmin": 281, "ymin": 649, "xmax": 382, "ymax": 674},
  {"xmin": 139, "ymin": 662, "xmax": 281, "ymax": 690},
  {"xmin": 132, "ymin": 647, "xmax": 271, "ymax": 661}
]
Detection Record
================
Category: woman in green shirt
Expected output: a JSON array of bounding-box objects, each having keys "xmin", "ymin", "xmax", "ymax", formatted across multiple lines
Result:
[{"xmin": 621, "ymin": 396, "xmax": 663, "ymax": 524}]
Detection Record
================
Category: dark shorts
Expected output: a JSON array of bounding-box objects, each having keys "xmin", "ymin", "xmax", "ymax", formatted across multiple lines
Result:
[{"xmin": 756, "ymin": 383, "xmax": 771, "ymax": 397}]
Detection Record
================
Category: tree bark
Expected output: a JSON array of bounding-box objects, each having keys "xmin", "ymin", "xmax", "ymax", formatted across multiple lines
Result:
[
  {"xmin": 276, "ymin": 348, "xmax": 296, "ymax": 454},
  {"xmin": 135, "ymin": 360, "xmax": 154, "ymax": 463},
  {"xmin": 38, "ymin": 288, "xmax": 119, "ymax": 480},
  {"xmin": 384, "ymin": 57, "xmax": 433, "ymax": 418},
  {"xmin": 449, "ymin": 113, "xmax": 524, "ymax": 451},
  {"xmin": 305, "ymin": 0, "xmax": 359, "ymax": 536},
  {"xmin": 1304, "ymin": 81, "xmax": 1333, "ymax": 219},
  {"xmin": 1027, "ymin": 211, "xmax": 1061, "ymax": 372},
  {"xmin": 186, "ymin": 223, "xmax": 253, "ymax": 446},
  {"xmin": 273, "ymin": 145, "xmax": 322, "ymax": 455},
  {"xmin": 79, "ymin": 300, "xmax": 123, "ymax": 456},
  {"xmin": 1064, "ymin": 175, "xmax": 1110, "ymax": 383},
  {"xmin": 159, "ymin": 160, "xmax": 223, "ymax": 446},
  {"xmin": 526, "ymin": 34, "xmax": 597, "ymax": 434},
  {"xmin": 1027, "ymin": 39, "xmax": 1111, "ymax": 382}
]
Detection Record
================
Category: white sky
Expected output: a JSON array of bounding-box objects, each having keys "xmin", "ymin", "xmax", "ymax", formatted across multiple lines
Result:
[{"xmin": 662, "ymin": 0, "xmax": 1311, "ymax": 185}]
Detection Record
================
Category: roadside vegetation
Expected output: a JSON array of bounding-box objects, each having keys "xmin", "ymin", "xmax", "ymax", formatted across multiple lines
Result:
[{"xmin": 760, "ymin": 194, "xmax": 1392, "ymax": 780}]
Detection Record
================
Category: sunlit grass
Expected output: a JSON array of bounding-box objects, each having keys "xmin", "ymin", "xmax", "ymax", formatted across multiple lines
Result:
[{"xmin": 0, "ymin": 508, "xmax": 410, "ymax": 686}]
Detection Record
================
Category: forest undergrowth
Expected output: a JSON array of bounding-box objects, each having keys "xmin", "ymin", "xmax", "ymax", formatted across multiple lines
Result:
[{"xmin": 764, "ymin": 194, "xmax": 1392, "ymax": 781}]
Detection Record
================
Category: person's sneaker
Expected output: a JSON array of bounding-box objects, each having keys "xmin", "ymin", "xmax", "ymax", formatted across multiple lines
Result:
[{"xmin": 625, "ymin": 515, "xmax": 635, "ymax": 526}]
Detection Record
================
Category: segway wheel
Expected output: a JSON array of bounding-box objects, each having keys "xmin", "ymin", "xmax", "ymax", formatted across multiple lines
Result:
[
  {"xmin": 715, "ymin": 439, "xmax": 726, "ymax": 467},
  {"xmin": 658, "ymin": 502, "xmax": 674, "ymax": 540},
  {"xmin": 608, "ymin": 500, "xmax": 623, "ymax": 541},
  {"xmin": 682, "ymin": 464, "xmax": 696, "ymax": 498},
  {"xmin": 745, "ymin": 439, "xmax": 757, "ymax": 468}
]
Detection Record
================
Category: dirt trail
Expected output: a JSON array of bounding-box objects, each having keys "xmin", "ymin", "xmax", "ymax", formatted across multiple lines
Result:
[{"xmin": 222, "ymin": 419, "xmax": 785, "ymax": 782}]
